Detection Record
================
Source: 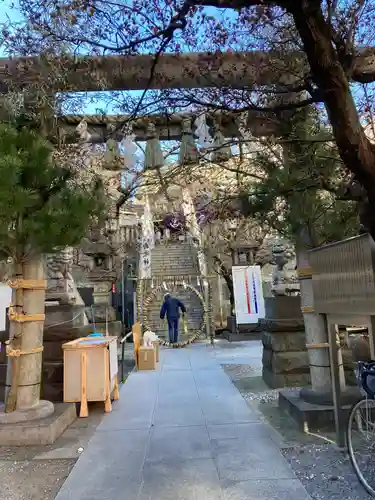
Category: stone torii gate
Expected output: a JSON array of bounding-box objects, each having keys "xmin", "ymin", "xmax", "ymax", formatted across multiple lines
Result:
[
  {"xmin": 56, "ymin": 111, "xmax": 280, "ymax": 144},
  {"xmin": 1, "ymin": 49, "xmax": 373, "ymax": 143},
  {"xmin": 1, "ymin": 49, "xmax": 375, "ymax": 92},
  {"xmin": 0, "ymin": 48, "xmax": 367, "ymax": 401}
]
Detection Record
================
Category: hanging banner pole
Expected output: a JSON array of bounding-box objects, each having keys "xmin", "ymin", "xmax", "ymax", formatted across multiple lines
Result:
[{"xmin": 232, "ymin": 266, "xmax": 265, "ymax": 324}]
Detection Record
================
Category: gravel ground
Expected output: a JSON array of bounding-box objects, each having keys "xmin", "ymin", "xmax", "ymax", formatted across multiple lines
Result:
[
  {"xmin": 1, "ymin": 345, "xmax": 135, "ymax": 500},
  {"xmin": 0, "ymin": 460, "xmax": 74, "ymax": 500},
  {"xmin": 2, "ymin": 340, "xmax": 371, "ymax": 500},
  {"xmin": 222, "ymin": 359, "xmax": 371, "ymax": 500},
  {"xmin": 283, "ymin": 444, "xmax": 370, "ymax": 500}
]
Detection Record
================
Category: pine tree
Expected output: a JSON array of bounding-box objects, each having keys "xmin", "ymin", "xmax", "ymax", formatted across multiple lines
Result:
[
  {"xmin": 241, "ymin": 107, "xmax": 359, "ymax": 400},
  {"xmin": 0, "ymin": 122, "xmax": 105, "ymax": 414},
  {"xmin": 243, "ymin": 107, "xmax": 358, "ymax": 246}
]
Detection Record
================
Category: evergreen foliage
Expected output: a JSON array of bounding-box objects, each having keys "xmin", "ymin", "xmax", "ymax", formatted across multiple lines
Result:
[
  {"xmin": 0, "ymin": 122, "xmax": 105, "ymax": 261},
  {"xmin": 241, "ymin": 108, "xmax": 359, "ymax": 248}
]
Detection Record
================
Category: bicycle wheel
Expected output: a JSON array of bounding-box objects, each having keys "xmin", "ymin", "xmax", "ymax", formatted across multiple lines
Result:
[{"xmin": 347, "ymin": 398, "xmax": 375, "ymax": 496}]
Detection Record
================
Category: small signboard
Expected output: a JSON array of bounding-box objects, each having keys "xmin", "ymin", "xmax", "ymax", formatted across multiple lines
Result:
[{"xmin": 232, "ymin": 265, "xmax": 265, "ymax": 324}]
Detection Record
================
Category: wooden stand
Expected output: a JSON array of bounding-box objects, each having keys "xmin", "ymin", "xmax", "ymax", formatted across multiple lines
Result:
[
  {"xmin": 62, "ymin": 337, "xmax": 119, "ymax": 418},
  {"xmin": 132, "ymin": 322, "xmax": 141, "ymax": 370},
  {"xmin": 153, "ymin": 340, "xmax": 160, "ymax": 362}
]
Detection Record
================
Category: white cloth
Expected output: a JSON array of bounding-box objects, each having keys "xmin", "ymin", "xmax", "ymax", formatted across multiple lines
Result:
[
  {"xmin": 139, "ymin": 197, "xmax": 155, "ymax": 279},
  {"xmin": 194, "ymin": 114, "xmax": 213, "ymax": 149},
  {"xmin": 121, "ymin": 133, "xmax": 138, "ymax": 169}
]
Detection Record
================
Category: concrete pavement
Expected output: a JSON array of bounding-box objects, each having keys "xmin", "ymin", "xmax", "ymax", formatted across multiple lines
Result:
[{"xmin": 55, "ymin": 342, "xmax": 311, "ymax": 500}]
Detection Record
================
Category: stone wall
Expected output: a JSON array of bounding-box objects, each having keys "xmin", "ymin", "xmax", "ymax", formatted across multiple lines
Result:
[{"xmin": 262, "ymin": 329, "xmax": 356, "ymax": 389}]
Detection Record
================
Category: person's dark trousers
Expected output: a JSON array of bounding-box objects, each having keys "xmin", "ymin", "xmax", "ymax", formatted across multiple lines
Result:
[{"xmin": 167, "ymin": 318, "xmax": 179, "ymax": 343}]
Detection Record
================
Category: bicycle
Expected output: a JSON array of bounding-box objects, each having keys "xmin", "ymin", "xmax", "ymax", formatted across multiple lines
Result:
[{"xmin": 347, "ymin": 361, "xmax": 375, "ymax": 496}]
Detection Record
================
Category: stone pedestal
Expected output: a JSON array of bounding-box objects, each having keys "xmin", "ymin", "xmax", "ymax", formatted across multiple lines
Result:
[
  {"xmin": 44, "ymin": 304, "xmax": 86, "ymax": 328},
  {"xmin": 76, "ymin": 278, "xmax": 123, "ymax": 337},
  {"xmin": 262, "ymin": 327, "xmax": 357, "ymax": 389},
  {"xmin": 92, "ymin": 281, "xmax": 113, "ymax": 305},
  {"xmin": 223, "ymin": 315, "xmax": 261, "ymax": 341},
  {"xmin": 264, "ymin": 296, "xmax": 302, "ymax": 320},
  {"xmin": 262, "ymin": 329, "xmax": 310, "ymax": 388},
  {"xmin": 279, "ymin": 388, "xmax": 361, "ymax": 432},
  {"xmin": 0, "ymin": 403, "xmax": 76, "ymax": 445},
  {"xmin": 260, "ymin": 296, "xmax": 307, "ymax": 388},
  {"xmin": 86, "ymin": 304, "xmax": 116, "ymax": 323}
]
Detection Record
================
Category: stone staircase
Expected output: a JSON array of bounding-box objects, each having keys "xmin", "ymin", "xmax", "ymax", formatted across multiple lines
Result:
[{"xmin": 143, "ymin": 242, "xmax": 205, "ymax": 340}]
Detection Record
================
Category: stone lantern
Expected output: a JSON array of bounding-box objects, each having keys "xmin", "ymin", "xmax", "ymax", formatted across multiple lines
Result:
[
  {"xmin": 230, "ymin": 241, "xmax": 260, "ymax": 266},
  {"xmin": 225, "ymin": 240, "xmax": 260, "ymax": 340}
]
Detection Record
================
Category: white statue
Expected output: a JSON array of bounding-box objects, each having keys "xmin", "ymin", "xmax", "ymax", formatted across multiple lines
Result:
[
  {"xmin": 238, "ymin": 112, "xmax": 251, "ymax": 154},
  {"xmin": 194, "ymin": 113, "xmax": 213, "ymax": 150},
  {"xmin": 143, "ymin": 330, "xmax": 159, "ymax": 347},
  {"xmin": 121, "ymin": 133, "xmax": 138, "ymax": 169},
  {"xmin": 76, "ymin": 119, "xmax": 91, "ymax": 142},
  {"xmin": 76, "ymin": 120, "xmax": 92, "ymax": 165}
]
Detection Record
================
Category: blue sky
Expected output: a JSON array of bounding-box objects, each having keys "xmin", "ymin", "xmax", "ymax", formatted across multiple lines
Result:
[
  {"xmin": 0, "ymin": 0, "xmax": 148, "ymax": 114},
  {"xmin": 0, "ymin": 0, "xmax": 21, "ymax": 30},
  {"xmin": 0, "ymin": 1, "xmax": 235, "ymax": 116},
  {"xmin": 0, "ymin": 0, "xmax": 22, "ymax": 56},
  {"xmin": 1, "ymin": 1, "xmax": 372, "ymax": 129}
]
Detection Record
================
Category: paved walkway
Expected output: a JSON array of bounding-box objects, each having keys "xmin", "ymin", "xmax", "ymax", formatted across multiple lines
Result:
[{"xmin": 55, "ymin": 343, "xmax": 311, "ymax": 500}]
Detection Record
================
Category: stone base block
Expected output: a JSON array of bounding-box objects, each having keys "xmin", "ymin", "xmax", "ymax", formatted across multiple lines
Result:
[
  {"xmin": 222, "ymin": 331, "xmax": 263, "ymax": 342},
  {"xmin": 262, "ymin": 330, "xmax": 306, "ymax": 352},
  {"xmin": 0, "ymin": 403, "xmax": 76, "ymax": 446},
  {"xmin": 263, "ymin": 367, "xmax": 311, "ymax": 389},
  {"xmin": 226, "ymin": 315, "xmax": 259, "ymax": 335},
  {"xmin": 263, "ymin": 349, "xmax": 310, "ymax": 374},
  {"xmin": 44, "ymin": 304, "xmax": 86, "ymax": 328},
  {"xmin": 265, "ymin": 296, "xmax": 303, "ymax": 320},
  {"xmin": 0, "ymin": 400, "xmax": 54, "ymax": 424},
  {"xmin": 279, "ymin": 388, "xmax": 361, "ymax": 432},
  {"xmin": 258, "ymin": 318, "xmax": 305, "ymax": 332},
  {"xmin": 86, "ymin": 305, "xmax": 116, "ymax": 322}
]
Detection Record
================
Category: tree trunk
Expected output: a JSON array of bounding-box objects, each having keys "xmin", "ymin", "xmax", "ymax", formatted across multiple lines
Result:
[
  {"xmin": 213, "ymin": 256, "xmax": 235, "ymax": 313},
  {"xmin": 5, "ymin": 256, "xmax": 46, "ymax": 412},
  {"xmin": 291, "ymin": 3, "xmax": 375, "ymax": 228},
  {"xmin": 5, "ymin": 263, "xmax": 23, "ymax": 412}
]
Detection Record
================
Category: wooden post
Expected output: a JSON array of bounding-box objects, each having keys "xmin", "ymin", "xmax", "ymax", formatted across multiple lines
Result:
[
  {"xmin": 328, "ymin": 320, "xmax": 345, "ymax": 448},
  {"xmin": 80, "ymin": 351, "xmax": 88, "ymax": 418},
  {"xmin": 104, "ymin": 347, "xmax": 112, "ymax": 413},
  {"xmin": 113, "ymin": 376, "xmax": 120, "ymax": 401},
  {"xmin": 132, "ymin": 322, "xmax": 141, "ymax": 370},
  {"xmin": 367, "ymin": 316, "xmax": 375, "ymax": 359}
]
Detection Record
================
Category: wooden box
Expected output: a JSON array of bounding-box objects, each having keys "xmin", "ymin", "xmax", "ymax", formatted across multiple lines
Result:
[
  {"xmin": 138, "ymin": 346, "xmax": 156, "ymax": 371},
  {"xmin": 62, "ymin": 336, "xmax": 119, "ymax": 417}
]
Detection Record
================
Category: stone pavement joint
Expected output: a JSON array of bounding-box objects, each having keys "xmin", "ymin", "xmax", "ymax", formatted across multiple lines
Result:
[{"xmin": 55, "ymin": 343, "xmax": 312, "ymax": 500}]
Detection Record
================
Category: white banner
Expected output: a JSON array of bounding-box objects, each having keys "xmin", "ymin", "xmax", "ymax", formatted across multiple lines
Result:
[
  {"xmin": 232, "ymin": 266, "xmax": 265, "ymax": 324},
  {"xmin": 0, "ymin": 284, "xmax": 11, "ymax": 331}
]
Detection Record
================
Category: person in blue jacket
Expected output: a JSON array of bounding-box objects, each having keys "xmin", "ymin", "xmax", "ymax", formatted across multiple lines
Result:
[{"xmin": 160, "ymin": 292, "xmax": 186, "ymax": 343}]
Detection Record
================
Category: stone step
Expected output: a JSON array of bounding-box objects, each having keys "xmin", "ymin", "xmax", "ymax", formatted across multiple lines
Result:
[
  {"xmin": 150, "ymin": 244, "xmax": 199, "ymax": 276},
  {"xmin": 144, "ymin": 241, "xmax": 204, "ymax": 340}
]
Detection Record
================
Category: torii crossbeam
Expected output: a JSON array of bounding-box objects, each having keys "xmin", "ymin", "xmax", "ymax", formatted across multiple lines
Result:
[{"xmin": 1, "ymin": 49, "xmax": 375, "ymax": 93}]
